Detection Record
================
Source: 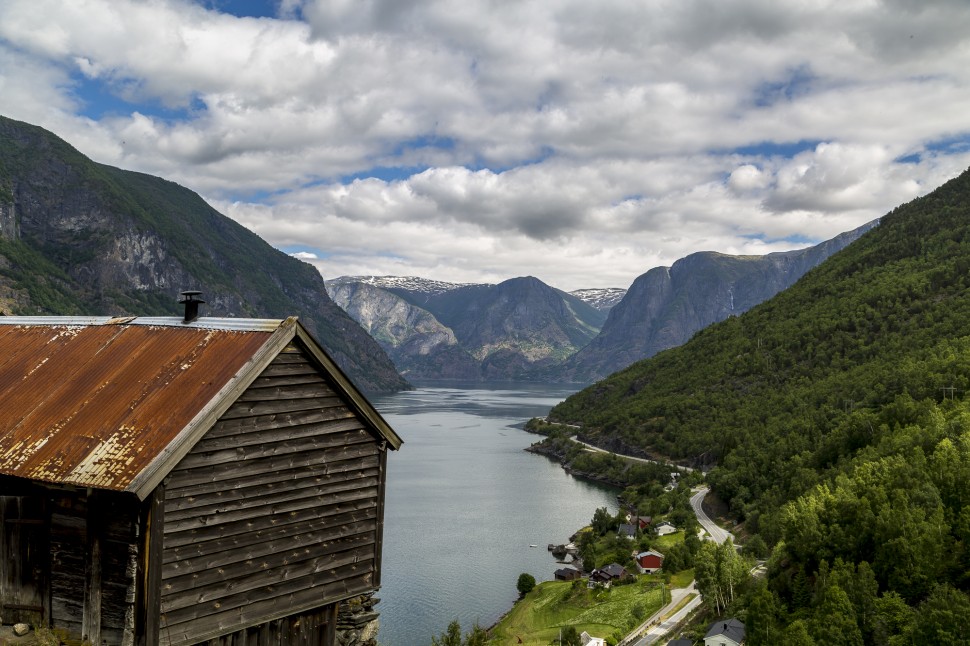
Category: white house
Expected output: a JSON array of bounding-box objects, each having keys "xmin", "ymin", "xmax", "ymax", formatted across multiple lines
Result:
[
  {"xmin": 704, "ymin": 618, "xmax": 745, "ymax": 646},
  {"xmin": 656, "ymin": 521, "xmax": 678, "ymax": 536}
]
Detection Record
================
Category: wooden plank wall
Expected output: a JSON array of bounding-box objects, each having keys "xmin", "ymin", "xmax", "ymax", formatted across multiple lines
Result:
[
  {"xmin": 159, "ymin": 343, "xmax": 385, "ymax": 645},
  {"xmin": 203, "ymin": 604, "xmax": 336, "ymax": 646},
  {"xmin": 0, "ymin": 482, "xmax": 140, "ymax": 645},
  {"xmin": 0, "ymin": 494, "xmax": 46, "ymax": 626},
  {"xmin": 48, "ymin": 490, "xmax": 140, "ymax": 646}
]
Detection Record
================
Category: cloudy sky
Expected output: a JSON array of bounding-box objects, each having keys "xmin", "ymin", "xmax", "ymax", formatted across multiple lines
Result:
[{"xmin": 2, "ymin": 0, "xmax": 970, "ymax": 291}]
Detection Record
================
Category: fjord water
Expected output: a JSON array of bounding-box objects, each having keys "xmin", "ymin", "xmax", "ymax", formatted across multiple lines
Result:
[{"xmin": 372, "ymin": 383, "xmax": 619, "ymax": 646}]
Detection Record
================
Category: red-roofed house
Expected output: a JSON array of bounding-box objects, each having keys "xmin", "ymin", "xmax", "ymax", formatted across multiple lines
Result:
[{"xmin": 636, "ymin": 550, "xmax": 665, "ymax": 574}]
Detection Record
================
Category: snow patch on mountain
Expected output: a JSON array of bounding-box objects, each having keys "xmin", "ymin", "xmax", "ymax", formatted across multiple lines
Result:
[
  {"xmin": 326, "ymin": 275, "xmax": 487, "ymax": 296},
  {"xmin": 570, "ymin": 288, "xmax": 627, "ymax": 311}
]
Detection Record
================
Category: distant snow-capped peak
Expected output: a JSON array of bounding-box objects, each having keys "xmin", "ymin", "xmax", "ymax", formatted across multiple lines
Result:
[
  {"xmin": 326, "ymin": 275, "xmax": 483, "ymax": 295},
  {"xmin": 570, "ymin": 287, "xmax": 627, "ymax": 311}
]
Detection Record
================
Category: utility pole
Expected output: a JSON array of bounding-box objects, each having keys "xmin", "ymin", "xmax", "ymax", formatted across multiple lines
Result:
[{"xmin": 941, "ymin": 385, "xmax": 959, "ymax": 400}]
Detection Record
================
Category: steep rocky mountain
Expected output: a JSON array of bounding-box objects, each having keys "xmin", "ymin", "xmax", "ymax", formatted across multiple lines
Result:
[
  {"xmin": 0, "ymin": 115, "xmax": 408, "ymax": 394},
  {"xmin": 325, "ymin": 280, "xmax": 480, "ymax": 379},
  {"xmin": 327, "ymin": 275, "xmax": 607, "ymax": 380},
  {"xmin": 556, "ymin": 220, "xmax": 879, "ymax": 383},
  {"xmin": 569, "ymin": 287, "xmax": 627, "ymax": 311}
]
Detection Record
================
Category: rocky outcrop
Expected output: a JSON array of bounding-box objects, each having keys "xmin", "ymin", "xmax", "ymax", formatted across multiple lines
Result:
[
  {"xmin": 327, "ymin": 281, "xmax": 480, "ymax": 379},
  {"xmin": 0, "ymin": 115, "xmax": 407, "ymax": 394},
  {"xmin": 557, "ymin": 220, "xmax": 879, "ymax": 383},
  {"xmin": 337, "ymin": 594, "xmax": 380, "ymax": 646},
  {"xmin": 0, "ymin": 201, "xmax": 18, "ymax": 240},
  {"xmin": 329, "ymin": 275, "xmax": 608, "ymax": 380}
]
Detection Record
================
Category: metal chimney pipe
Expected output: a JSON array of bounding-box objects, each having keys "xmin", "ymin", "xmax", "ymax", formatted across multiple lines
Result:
[{"xmin": 178, "ymin": 290, "xmax": 205, "ymax": 323}]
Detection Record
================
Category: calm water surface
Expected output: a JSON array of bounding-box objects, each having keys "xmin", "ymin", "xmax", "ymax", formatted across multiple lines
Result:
[{"xmin": 372, "ymin": 383, "xmax": 619, "ymax": 646}]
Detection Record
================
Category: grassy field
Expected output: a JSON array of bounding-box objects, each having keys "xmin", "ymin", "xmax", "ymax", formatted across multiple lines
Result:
[
  {"xmin": 487, "ymin": 576, "xmax": 666, "ymax": 645},
  {"xmin": 653, "ymin": 530, "xmax": 686, "ymax": 552},
  {"xmin": 668, "ymin": 569, "xmax": 694, "ymax": 589}
]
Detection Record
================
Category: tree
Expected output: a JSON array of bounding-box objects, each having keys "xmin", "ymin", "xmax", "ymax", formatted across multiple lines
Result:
[
  {"xmin": 743, "ymin": 534, "xmax": 769, "ymax": 559},
  {"xmin": 463, "ymin": 623, "xmax": 488, "ymax": 646},
  {"xmin": 560, "ymin": 625, "xmax": 581, "ymax": 646},
  {"xmin": 431, "ymin": 620, "xmax": 462, "ymax": 646},
  {"xmin": 695, "ymin": 538, "xmax": 748, "ymax": 614},
  {"xmin": 516, "ymin": 572, "xmax": 536, "ymax": 596},
  {"xmin": 744, "ymin": 583, "xmax": 781, "ymax": 646},
  {"xmin": 902, "ymin": 585, "xmax": 970, "ymax": 645},
  {"xmin": 810, "ymin": 584, "xmax": 863, "ymax": 646},
  {"xmin": 431, "ymin": 620, "xmax": 489, "ymax": 646},
  {"xmin": 781, "ymin": 620, "xmax": 815, "ymax": 646},
  {"xmin": 592, "ymin": 507, "xmax": 614, "ymax": 535}
]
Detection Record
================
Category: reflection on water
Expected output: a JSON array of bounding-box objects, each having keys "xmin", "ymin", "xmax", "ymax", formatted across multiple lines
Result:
[{"xmin": 373, "ymin": 383, "xmax": 619, "ymax": 646}]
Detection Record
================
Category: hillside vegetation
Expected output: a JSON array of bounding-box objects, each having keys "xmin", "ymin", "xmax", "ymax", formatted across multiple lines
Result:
[
  {"xmin": 550, "ymin": 167, "xmax": 970, "ymax": 643},
  {"xmin": 0, "ymin": 115, "xmax": 407, "ymax": 393}
]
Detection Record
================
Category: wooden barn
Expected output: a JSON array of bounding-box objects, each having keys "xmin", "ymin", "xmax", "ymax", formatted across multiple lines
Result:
[{"xmin": 0, "ymin": 314, "xmax": 402, "ymax": 645}]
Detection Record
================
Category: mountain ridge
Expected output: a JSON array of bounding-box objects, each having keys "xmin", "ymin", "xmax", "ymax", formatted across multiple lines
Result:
[
  {"xmin": 555, "ymin": 219, "xmax": 879, "ymax": 383},
  {"xmin": 0, "ymin": 115, "xmax": 408, "ymax": 394},
  {"xmin": 328, "ymin": 274, "xmax": 607, "ymax": 380}
]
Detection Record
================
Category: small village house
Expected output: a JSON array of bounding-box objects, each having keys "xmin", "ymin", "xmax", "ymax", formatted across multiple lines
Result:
[
  {"xmin": 0, "ymin": 312, "xmax": 401, "ymax": 645},
  {"xmin": 587, "ymin": 563, "xmax": 627, "ymax": 588},
  {"xmin": 554, "ymin": 567, "xmax": 582, "ymax": 582},
  {"xmin": 704, "ymin": 618, "xmax": 745, "ymax": 646},
  {"xmin": 655, "ymin": 521, "xmax": 677, "ymax": 536},
  {"xmin": 635, "ymin": 550, "xmax": 665, "ymax": 574}
]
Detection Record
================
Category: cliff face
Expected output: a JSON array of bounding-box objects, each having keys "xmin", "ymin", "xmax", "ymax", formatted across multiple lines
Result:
[
  {"xmin": 327, "ymin": 275, "xmax": 607, "ymax": 380},
  {"xmin": 326, "ymin": 281, "xmax": 480, "ymax": 379},
  {"xmin": 0, "ymin": 115, "xmax": 408, "ymax": 394},
  {"xmin": 557, "ymin": 220, "xmax": 879, "ymax": 383}
]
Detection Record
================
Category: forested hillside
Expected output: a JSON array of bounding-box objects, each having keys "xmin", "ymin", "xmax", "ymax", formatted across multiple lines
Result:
[
  {"xmin": 550, "ymin": 167, "xmax": 970, "ymax": 643},
  {"xmin": 556, "ymin": 220, "xmax": 876, "ymax": 383},
  {"xmin": 0, "ymin": 115, "xmax": 407, "ymax": 393}
]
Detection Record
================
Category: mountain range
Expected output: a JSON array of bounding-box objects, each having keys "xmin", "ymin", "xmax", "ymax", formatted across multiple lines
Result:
[
  {"xmin": 328, "ymin": 222, "xmax": 876, "ymax": 383},
  {"xmin": 327, "ymin": 275, "xmax": 608, "ymax": 380},
  {"xmin": 0, "ymin": 115, "xmax": 407, "ymax": 394}
]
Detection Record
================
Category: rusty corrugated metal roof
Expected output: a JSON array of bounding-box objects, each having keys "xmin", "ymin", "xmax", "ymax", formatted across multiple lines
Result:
[{"xmin": 0, "ymin": 318, "xmax": 276, "ymax": 493}]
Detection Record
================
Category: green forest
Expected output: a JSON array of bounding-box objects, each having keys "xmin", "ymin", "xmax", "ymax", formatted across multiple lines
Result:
[{"xmin": 549, "ymin": 167, "xmax": 970, "ymax": 643}]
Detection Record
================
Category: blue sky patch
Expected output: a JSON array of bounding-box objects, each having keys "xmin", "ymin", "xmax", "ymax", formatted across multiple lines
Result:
[
  {"xmin": 281, "ymin": 245, "xmax": 329, "ymax": 259},
  {"xmin": 732, "ymin": 139, "xmax": 822, "ymax": 158},
  {"xmin": 925, "ymin": 132, "xmax": 970, "ymax": 153},
  {"xmin": 72, "ymin": 73, "xmax": 200, "ymax": 121},
  {"xmin": 742, "ymin": 232, "xmax": 817, "ymax": 246},
  {"xmin": 339, "ymin": 166, "xmax": 428, "ymax": 183},
  {"xmin": 197, "ymin": 0, "xmax": 282, "ymax": 19},
  {"xmin": 895, "ymin": 133, "xmax": 970, "ymax": 165}
]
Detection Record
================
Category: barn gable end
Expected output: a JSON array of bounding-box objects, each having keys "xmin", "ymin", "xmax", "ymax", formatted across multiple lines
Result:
[{"xmin": 159, "ymin": 339, "xmax": 389, "ymax": 644}]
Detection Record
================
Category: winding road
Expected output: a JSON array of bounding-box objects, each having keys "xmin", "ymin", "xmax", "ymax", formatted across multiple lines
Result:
[
  {"xmin": 622, "ymin": 487, "xmax": 732, "ymax": 646},
  {"xmin": 690, "ymin": 487, "xmax": 731, "ymax": 544}
]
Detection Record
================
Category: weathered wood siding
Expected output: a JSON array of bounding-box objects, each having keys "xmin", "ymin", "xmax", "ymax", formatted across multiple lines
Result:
[
  {"xmin": 0, "ymin": 493, "xmax": 46, "ymax": 626},
  {"xmin": 160, "ymin": 342, "xmax": 386, "ymax": 645},
  {"xmin": 49, "ymin": 491, "xmax": 141, "ymax": 646},
  {"xmin": 203, "ymin": 605, "xmax": 336, "ymax": 646},
  {"xmin": 0, "ymin": 481, "xmax": 140, "ymax": 645}
]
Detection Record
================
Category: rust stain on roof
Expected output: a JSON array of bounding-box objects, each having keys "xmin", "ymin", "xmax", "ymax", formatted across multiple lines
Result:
[{"xmin": 0, "ymin": 322, "xmax": 273, "ymax": 491}]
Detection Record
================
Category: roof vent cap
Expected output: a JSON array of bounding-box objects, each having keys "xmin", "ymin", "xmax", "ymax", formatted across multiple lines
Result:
[{"xmin": 179, "ymin": 291, "xmax": 205, "ymax": 323}]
